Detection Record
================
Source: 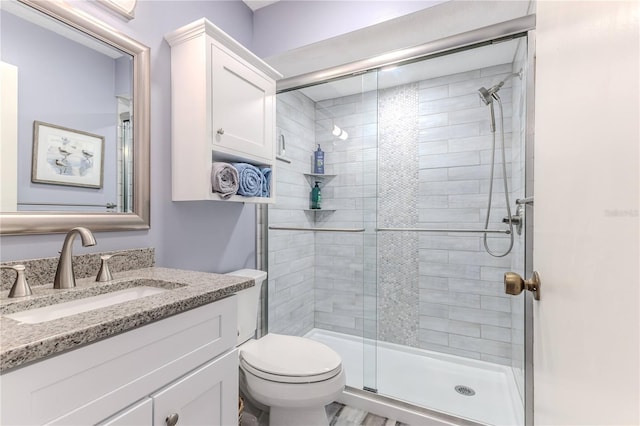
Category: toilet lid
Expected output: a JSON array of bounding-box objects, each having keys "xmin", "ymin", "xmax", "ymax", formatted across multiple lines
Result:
[{"xmin": 239, "ymin": 334, "xmax": 342, "ymax": 384}]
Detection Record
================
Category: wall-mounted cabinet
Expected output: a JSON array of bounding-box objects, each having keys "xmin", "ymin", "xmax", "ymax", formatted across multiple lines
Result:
[{"xmin": 165, "ymin": 19, "xmax": 282, "ymax": 203}]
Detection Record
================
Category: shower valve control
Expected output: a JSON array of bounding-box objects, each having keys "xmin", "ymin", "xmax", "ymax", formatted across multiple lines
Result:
[
  {"xmin": 502, "ymin": 216, "xmax": 522, "ymax": 224},
  {"xmin": 502, "ymin": 204, "xmax": 524, "ymax": 235},
  {"xmin": 504, "ymin": 271, "xmax": 541, "ymax": 300}
]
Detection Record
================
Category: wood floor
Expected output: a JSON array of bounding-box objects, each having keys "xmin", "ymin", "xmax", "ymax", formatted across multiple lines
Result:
[{"xmin": 240, "ymin": 397, "xmax": 409, "ymax": 426}]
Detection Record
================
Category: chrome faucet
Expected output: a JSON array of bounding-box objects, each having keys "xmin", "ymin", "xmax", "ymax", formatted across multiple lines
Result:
[{"xmin": 53, "ymin": 227, "xmax": 97, "ymax": 289}]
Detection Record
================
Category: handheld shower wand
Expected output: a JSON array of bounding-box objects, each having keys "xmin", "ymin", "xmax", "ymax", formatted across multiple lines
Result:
[
  {"xmin": 478, "ymin": 87, "xmax": 498, "ymax": 132},
  {"xmin": 477, "ymin": 69, "xmax": 522, "ymax": 258}
]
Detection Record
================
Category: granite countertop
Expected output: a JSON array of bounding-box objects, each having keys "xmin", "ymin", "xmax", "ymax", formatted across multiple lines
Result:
[{"xmin": 0, "ymin": 267, "xmax": 253, "ymax": 372}]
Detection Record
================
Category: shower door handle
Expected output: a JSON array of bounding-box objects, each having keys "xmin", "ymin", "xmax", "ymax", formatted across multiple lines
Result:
[{"xmin": 504, "ymin": 271, "xmax": 541, "ymax": 300}]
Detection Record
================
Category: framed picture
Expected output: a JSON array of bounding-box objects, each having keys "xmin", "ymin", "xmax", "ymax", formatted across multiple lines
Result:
[{"xmin": 31, "ymin": 121, "xmax": 105, "ymax": 189}]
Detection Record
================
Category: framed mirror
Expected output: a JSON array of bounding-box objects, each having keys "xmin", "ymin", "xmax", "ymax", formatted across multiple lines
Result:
[{"xmin": 0, "ymin": 0, "xmax": 149, "ymax": 235}]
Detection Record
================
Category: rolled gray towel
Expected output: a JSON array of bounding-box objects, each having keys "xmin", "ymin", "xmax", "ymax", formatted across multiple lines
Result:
[{"xmin": 211, "ymin": 162, "xmax": 239, "ymax": 199}]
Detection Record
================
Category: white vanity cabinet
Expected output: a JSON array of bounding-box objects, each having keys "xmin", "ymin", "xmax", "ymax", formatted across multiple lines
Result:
[
  {"xmin": 0, "ymin": 296, "xmax": 238, "ymax": 426},
  {"xmin": 165, "ymin": 18, "xmax": 282, "ymax": 203},
  {"xmin": 99, "ymin": 351, "xmax": 238, "ymax": 426},
  {"xmin": 151, "ymin": 351, "xmax": 237, "ymax": 425},
  {"xmin": 98, "ymin": 399, "xmax": 153, "ymax": 426}
]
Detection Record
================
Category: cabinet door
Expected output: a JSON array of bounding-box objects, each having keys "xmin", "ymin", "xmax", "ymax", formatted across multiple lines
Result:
[
  {"xmin": 152, "ymin": 349, "xmax": 238, "ymax": 426},
  {"xmin": 97, "ymin": 399, "xmax": 152, "ymax": 426},
  {"xmin": 211, "ymin": 43, "xmax": 275, "ymax": 163}
]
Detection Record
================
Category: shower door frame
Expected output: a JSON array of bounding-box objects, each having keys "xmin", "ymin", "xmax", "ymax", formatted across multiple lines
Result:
[
  {"xmin": 259, "ymin": 14, "xmax": 537, "ymax": 426},
  {"xmin": 523, "ymin": 28, "xmax": 536, "ymax": 426}
]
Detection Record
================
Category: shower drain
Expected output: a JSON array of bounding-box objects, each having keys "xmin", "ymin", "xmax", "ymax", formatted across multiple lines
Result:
[{"xmin": 454, "ymin": 385, "xmax": 476, "ymax": 396}]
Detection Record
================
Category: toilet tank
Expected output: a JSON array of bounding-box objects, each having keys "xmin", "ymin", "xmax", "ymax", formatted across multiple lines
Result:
[{"xmin": 225, "ymin": 269, "xmax": 267, "ymax": 345}]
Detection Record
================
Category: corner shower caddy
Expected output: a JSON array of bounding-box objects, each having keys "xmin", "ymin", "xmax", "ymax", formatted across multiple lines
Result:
[{"xmin": 303, "ymin": 173, "xmax": 336, "ymax": 216}]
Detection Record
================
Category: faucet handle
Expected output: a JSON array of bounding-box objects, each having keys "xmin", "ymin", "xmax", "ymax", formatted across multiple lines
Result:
[
  {"xmin": 96, "ymin": 253, "xmax": 127, "ymax": 282},
  {"xmin": 1, "ymin": 265, "xmax": 33, "ymax": 298}
]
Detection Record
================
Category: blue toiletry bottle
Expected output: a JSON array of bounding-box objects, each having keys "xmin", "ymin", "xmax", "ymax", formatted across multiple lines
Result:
[
  {"xmin": 310, "ymin": 182, "xmax": 322, "ymax": 209},
  {"xmin": 313, "ymin": 144, "xmax": 324, "ymax": 174}
]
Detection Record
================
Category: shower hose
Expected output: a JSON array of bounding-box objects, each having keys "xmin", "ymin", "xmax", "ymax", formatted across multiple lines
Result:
[{"xmin": 483, "ymin": 96, "xmax": 515, "ymax": 257}]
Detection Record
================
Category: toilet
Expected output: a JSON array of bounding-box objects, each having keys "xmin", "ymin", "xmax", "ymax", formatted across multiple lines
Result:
[{"xmin": 226, "ymin": 269, "xmax": 346, "ymax": 426}]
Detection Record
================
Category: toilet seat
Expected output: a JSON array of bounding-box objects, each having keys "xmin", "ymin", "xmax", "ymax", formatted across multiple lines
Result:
[{"xmin": 239, "ymin": 334, "xmax": 342, "ymax": 384}]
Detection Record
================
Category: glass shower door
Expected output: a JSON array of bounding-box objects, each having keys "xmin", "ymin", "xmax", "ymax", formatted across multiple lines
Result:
[
  {"xmin": 309, "ymin": 71, "xmax": 380, "ymax": 395},
  {"xmin": 371, "ymin": 35, "xmax": 530, "ymax": 425}
]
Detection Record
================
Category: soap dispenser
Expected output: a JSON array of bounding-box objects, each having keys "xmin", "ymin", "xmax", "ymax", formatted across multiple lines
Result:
[{"xmin": 310, "ymin": 182, "xmax": 322, "ymax": 209}]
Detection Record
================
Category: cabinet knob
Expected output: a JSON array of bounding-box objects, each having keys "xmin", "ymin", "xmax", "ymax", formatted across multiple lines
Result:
[
  {"xmin": 216, "ymin": 128, "xmax": 225, "ymax": 135},
  {"xmin": 166, "ymin": 412, "xmax": 179, "ymax": 426}
]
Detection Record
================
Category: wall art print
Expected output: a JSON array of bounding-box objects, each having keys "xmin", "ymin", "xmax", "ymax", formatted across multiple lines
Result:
[{"xmin": 31, "ymin": 121, "xmax": 104, "ymax": 189}]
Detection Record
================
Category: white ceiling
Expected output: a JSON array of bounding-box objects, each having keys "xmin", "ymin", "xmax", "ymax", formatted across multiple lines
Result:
[
  {"xmin": 266, "ymin": 1, "xmax": 532, "ymax": 80},
  {"xmin": 243, "ymin": 0, "xmax": 279, "ymax": 12}
]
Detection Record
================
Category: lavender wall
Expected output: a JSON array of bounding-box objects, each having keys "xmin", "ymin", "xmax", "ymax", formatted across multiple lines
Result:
[
  {"xmin": 252, "ymin": 0, "xmax": 446, "ymax": 58},
  {"xmin": 2, "ymin": 10, "xmax": 118, "ymax": 210},
  {"xmin": 0, "ymin": 1, "xmax": 257, "ymax": 275}
]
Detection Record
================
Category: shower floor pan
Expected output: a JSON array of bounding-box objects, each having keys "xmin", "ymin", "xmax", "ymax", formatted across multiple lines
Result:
[{"xmin": 306, "ymin": 329, "xmax": 523, "ymax": 426}]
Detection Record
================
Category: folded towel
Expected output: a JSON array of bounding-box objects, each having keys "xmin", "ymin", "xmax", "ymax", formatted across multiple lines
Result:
[
  {"xmin": 260, "ymin": 167, "xmax": 271, "ymax": 197},
  {"xmin": 233, "ymin": 163, "xmax": 263, "ymax": 197},
  {"xmin": 211, "ymin": 162, "xmax": 239, "ymax": 199}
]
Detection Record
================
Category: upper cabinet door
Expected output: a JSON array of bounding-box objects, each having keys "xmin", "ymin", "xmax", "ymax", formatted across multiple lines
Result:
[{"xmin": 211, "ymin": 43, "xmax": 275, "ymax": 163}]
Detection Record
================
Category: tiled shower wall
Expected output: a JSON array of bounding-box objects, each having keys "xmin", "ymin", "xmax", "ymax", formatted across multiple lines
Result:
[
  {"xmin": 268, "ymin": 91, "xmax": 317, "ymax": 336},
  {"xmin": 270, "ymin": 62, "xmax": 524, "ymax": 366},
  {"xmin": 413, "ymin": 63, "xmax": 516, "ymax": 365},
  {"xmin": 313, "ymin": 89, "xmax": 377, "ymax": 337}
]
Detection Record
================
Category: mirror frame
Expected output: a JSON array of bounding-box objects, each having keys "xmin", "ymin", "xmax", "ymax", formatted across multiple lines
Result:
[{"xmin": 1, "ymin": 0, "xmax": 150, "ymax": 235}]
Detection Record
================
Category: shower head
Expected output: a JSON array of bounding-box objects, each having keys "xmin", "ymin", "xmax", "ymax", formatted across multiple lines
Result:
[
  {"xmin": 477, "ymin": 69, "xmax": 523, "ymax": 104},
  {"xmin": 478, "ymin": 82, "xmax": 502, "ymax": 132},
  {"xmin": 478, "ymin": 81, "xmax": 506, "ymax": 104},
  {"xmin": 478, "ymin": 86, "xmax": 494, "ymax": 105},
  {"xmin": 478, "ymin": 69, "xmax": 522, "ymax": 132}
]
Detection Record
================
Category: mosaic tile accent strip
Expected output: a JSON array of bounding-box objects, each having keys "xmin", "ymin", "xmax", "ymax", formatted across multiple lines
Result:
[{"xmin": 377, "ymin": 83, "xmax": 420, "ymax": 347}]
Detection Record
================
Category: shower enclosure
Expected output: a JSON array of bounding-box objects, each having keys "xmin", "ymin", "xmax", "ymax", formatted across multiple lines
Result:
[{"xmin": 263, "ymin": 17, "xmax": 534, "ymax": 426}]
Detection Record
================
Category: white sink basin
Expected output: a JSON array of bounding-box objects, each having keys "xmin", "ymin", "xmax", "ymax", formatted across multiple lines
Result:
[{"xmin": 5, "ymin": 286, "xmax": 167, "ymax": 324}]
